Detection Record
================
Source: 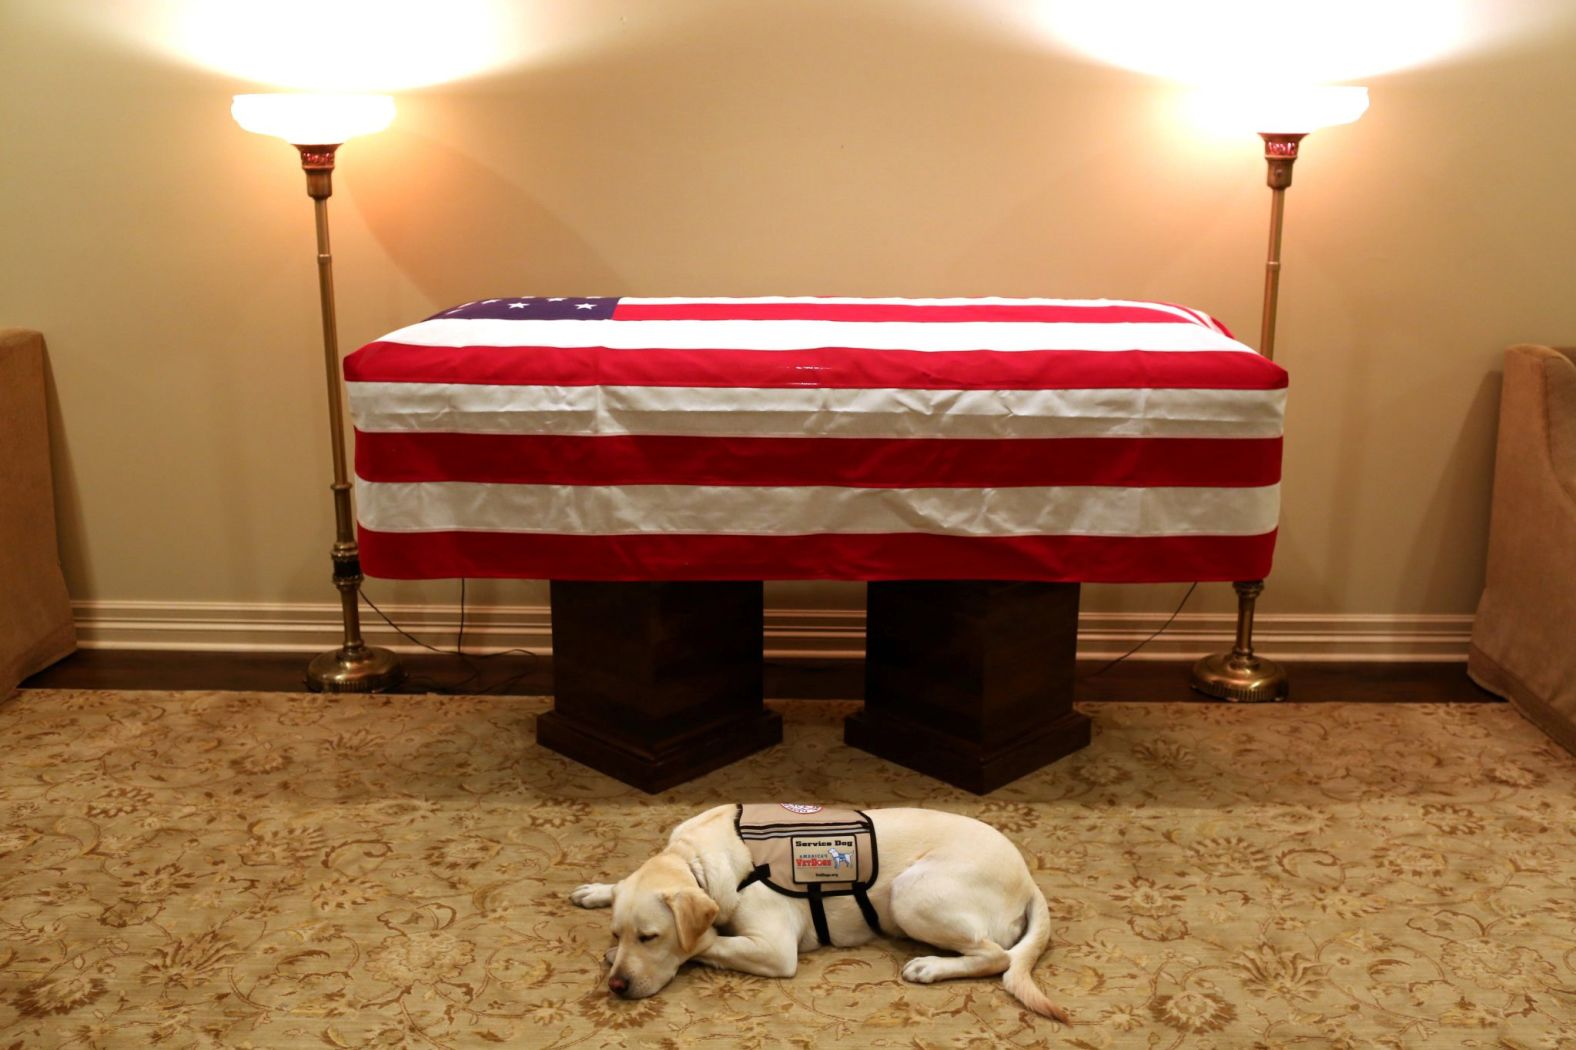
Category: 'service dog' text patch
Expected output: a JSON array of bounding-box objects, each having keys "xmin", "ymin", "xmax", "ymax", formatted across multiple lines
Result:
[{"xmin": 790, "ymin": 835, "xmax": 859, "ymax": 883}]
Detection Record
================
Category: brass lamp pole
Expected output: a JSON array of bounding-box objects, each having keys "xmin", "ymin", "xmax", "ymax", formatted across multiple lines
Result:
[
  {"xmin": 1190, "ymin": 87, "xmax": 1368, "ymax": 703},
  {"xmin": 233, "ymin": 94, "xmax": 402, "ymax": 693}
]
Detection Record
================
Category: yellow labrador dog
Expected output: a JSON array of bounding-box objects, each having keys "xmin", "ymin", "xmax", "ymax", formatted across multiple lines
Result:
[{"xmin": 569, "ymin": 804, "xmax": 1068, "ymax": 1022}]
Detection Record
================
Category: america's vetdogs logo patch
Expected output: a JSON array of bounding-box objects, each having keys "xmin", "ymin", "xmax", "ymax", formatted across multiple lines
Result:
[{"xmin": 778, "ymin": 803, "xmax": 823, "ymax": 815}]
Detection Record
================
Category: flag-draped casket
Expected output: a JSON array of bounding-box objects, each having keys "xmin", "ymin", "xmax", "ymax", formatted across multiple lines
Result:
[{"xmin": 344, "ymin": 296, "xmax": 1286, "ymax": 582}]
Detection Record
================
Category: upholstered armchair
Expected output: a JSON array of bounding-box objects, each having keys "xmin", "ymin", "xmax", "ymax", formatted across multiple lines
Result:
[
  {"xmin": 1469, "ymin": 344, "xmax": 1576, "ymax": 754},
  {"xmin": 0, "ymin": 329, "xmax": 75, "ymax": 696}
]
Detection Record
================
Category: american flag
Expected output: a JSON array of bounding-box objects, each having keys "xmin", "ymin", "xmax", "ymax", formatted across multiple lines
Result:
[{"xmin": 344, "ymin": 296, "xmax": 1286, "ymax": 581}]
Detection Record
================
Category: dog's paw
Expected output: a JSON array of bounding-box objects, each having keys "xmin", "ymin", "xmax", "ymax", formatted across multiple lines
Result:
[
  {"xmin": 901, "ymin": 957, "xmax": 945, "ymax": 984},
  {"xmin": 604, "ymin": 945, "xmax": 617, "ymax": 966},
  {"xmin": 570, "ymin": 883, "xmax": 614, "ymax": 909}
]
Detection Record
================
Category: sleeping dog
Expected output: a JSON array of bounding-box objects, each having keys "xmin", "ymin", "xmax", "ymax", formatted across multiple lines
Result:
[{"xmin": 569, "ymin": 804, "xmax": 1069, "ymax": 1022}]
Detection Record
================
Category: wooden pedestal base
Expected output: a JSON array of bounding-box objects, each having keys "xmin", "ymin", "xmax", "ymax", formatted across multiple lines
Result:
[
  {"xmin": 538, "ymin": 581, "xmax": 779, "ymax": 793},
  {"xmin": 847, "ymin": 580, "xmax": 1088, "ymax": 794}
]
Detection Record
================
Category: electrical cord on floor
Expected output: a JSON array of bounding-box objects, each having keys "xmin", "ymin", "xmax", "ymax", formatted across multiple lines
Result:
[
  {"xmin": 1078, "ymin": 582, "xmax": 1198, "ymax": 679},
  {"xmin": 358, "ymin": 580, "xmax": 541, "ymax": 696},
  {"xmin": 363, "ymin": 576, "xmax": 1194, "ymax": 691}
]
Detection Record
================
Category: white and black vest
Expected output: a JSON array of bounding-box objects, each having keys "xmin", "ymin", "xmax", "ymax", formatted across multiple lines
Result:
[{"xmin": 734, "ymin": 803, "xmax": 882, "ymax": 946}]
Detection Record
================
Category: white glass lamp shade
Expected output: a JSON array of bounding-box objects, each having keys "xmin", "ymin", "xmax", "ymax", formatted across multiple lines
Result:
[
  {"xmin": 231, "ymin": 93, "xmax": 395, "ymax": 146},
  {"xmin": 1192, "ymin": 85, "xmax": 1369, "ymax": 135}
]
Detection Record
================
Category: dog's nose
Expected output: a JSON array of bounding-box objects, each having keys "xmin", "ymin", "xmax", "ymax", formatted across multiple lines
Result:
[{"xmin": 608, "ymin": 974, "xmax": 630, "ymax": 996}]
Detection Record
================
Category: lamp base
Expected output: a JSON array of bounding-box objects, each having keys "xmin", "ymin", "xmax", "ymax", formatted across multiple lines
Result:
[
  {"xmin": 306, "ymin": 644, "xmax": 403, "ymax": 693},
  {"xmin": 1189, "ymin": 649, "xmax": 1288, "ymax": 703}
]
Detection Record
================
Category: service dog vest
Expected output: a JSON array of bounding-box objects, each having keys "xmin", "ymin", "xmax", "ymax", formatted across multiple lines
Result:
[{"xmin": 734, "ymin": 804, "xmax": 881, "ymax": 946}]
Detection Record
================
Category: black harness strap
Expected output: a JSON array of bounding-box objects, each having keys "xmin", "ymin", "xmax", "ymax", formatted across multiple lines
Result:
[
  {"xmin": 851, "ymin": 885, "xmax": 883, "ymax": 936},
  {"xmin": 739, "ymin": 862, "xmax": 874, "ymax": 947},
  {"xmin": 806, "ymin": 884, "xmax": 832, "ymax": 946}
]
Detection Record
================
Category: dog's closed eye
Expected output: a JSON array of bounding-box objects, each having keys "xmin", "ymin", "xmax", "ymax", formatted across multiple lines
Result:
[{"xmin": 638, "ymin": 932, "xmax": 659, "ymax": 943}]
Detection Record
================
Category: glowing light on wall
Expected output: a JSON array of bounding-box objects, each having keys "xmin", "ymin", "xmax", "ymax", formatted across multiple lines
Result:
[
  {"xmin": 180, "ymin": 0, "xmax": 510, "ymax": 90},
  {"xmin": 68, "ymin": 1, "xmax": 562, "ymax": 91},
  {"xmin": 1009, "ymin": 0, "xmax": 1495, "ymax": 83}
]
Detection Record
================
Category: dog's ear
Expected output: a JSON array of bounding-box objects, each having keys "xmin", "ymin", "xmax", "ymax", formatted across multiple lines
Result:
[{"xmin": 664, "ymin": 889, "xmax": 719, "ymax": 954}]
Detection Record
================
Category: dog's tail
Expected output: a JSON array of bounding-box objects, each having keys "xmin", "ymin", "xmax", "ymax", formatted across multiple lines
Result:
[{"xmin": 1003, "ymin": 883, "xmax": 1070, "ymax": 1024}]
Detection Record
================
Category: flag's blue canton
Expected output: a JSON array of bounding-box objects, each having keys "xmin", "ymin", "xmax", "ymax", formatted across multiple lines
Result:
[{"xmin": 429, "ymin": 297, "xmax": 620, "ymax": 321}]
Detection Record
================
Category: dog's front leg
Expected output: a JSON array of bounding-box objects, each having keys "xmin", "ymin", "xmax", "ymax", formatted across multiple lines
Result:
[
  {"xmin": 569, "ymin": 882, "xmax": 616, "ymax": 909},
  {"xmin": 693, "ymin": 928, "xmax": 798, "ymax": 979},
  {"xmin": 569, "ymin": 882, "xmax": 620, "ymax": 966}
]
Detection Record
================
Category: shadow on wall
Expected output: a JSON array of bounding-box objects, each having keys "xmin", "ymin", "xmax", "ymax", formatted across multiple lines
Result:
[
  {"xmin": 1398, "ymin": 367, "xmax": 1501, "ymax": 611},
  {"xmin": 1311, "ymin": 343, "xmax": 1503, "ymax": 616},
  {"xmin": 348, "ymin": 126, "xmax": 624, "ymax": 304},
  {"xmin": 341, "ymin": 4, "xmax": 1196, "ymax": 302},
  {"xmin": 41, "ymin": 340, "xmax": 91, "ymax": 601}
]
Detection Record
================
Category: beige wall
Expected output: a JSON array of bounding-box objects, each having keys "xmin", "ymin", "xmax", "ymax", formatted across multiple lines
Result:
[{"xmin": 3, "ymin": 1, "xmax": 1574, "ymax": 629}]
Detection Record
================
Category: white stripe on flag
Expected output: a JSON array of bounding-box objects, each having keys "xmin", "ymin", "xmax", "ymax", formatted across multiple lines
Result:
[
  {"xmin": 346, "ymin": 382, "xmax": 1286, "ymax": 439},
  {"xmin": 352, "ymin": 479, "xmax": 1282, "ymax": 538},
  {"xmin": 617, "ymin": 296, "xmax": 1217, "ymax": 324},
  {"xmin": 376, "ymin": 318, "xmax": 1251, "ymax": 354}
]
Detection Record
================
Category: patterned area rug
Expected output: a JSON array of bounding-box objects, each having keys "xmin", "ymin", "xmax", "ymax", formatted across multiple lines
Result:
[{"xmin": 1, "ymin": 690, "xmax": 1573, "ymax": 1049}]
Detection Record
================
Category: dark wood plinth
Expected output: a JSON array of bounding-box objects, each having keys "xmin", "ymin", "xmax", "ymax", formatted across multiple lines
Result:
[
  {"xmin": 538, "ymin": 581, "xmax": 779, "ymax": 792},
  {"xmin": 846, "ymin": 581, "xmax": 1088, "ymax": 794}
]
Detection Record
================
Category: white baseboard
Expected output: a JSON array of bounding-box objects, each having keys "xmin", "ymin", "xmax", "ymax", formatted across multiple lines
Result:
[{"xmin": 71, "ymin": 600, "xmax": 1472, "ymax": 663}]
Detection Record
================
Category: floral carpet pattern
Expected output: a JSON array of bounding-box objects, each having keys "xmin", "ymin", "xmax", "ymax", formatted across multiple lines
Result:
[{"xmin": 1, "ymin": 690, "xmax": 1574, "ymax": 1049}]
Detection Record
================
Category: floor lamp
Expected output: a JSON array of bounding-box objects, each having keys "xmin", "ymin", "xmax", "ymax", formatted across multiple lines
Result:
[
  {"xmin": 1191, "ymin": 86, "xmax": 1369, "ymax": 703},
  {"xmin": 232, "ymin": 93, "xmax": 404, "ymax": 693}
]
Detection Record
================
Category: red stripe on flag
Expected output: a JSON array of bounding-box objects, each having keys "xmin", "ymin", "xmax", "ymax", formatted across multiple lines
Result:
[
  {"xmin": 356, "ymin": 528, "xmax": 1277, "ymax": 583},
  {"xmin": 354, "ymin": 432, "xmax": 1283, "ymax": 488},
  {"xmin": 346, "ymin": 344, "xmax": 1288, "ymax": 391},
  {"xmin": 611, "ymin": 301, "xmax": 1212, "ymax": 325}
]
